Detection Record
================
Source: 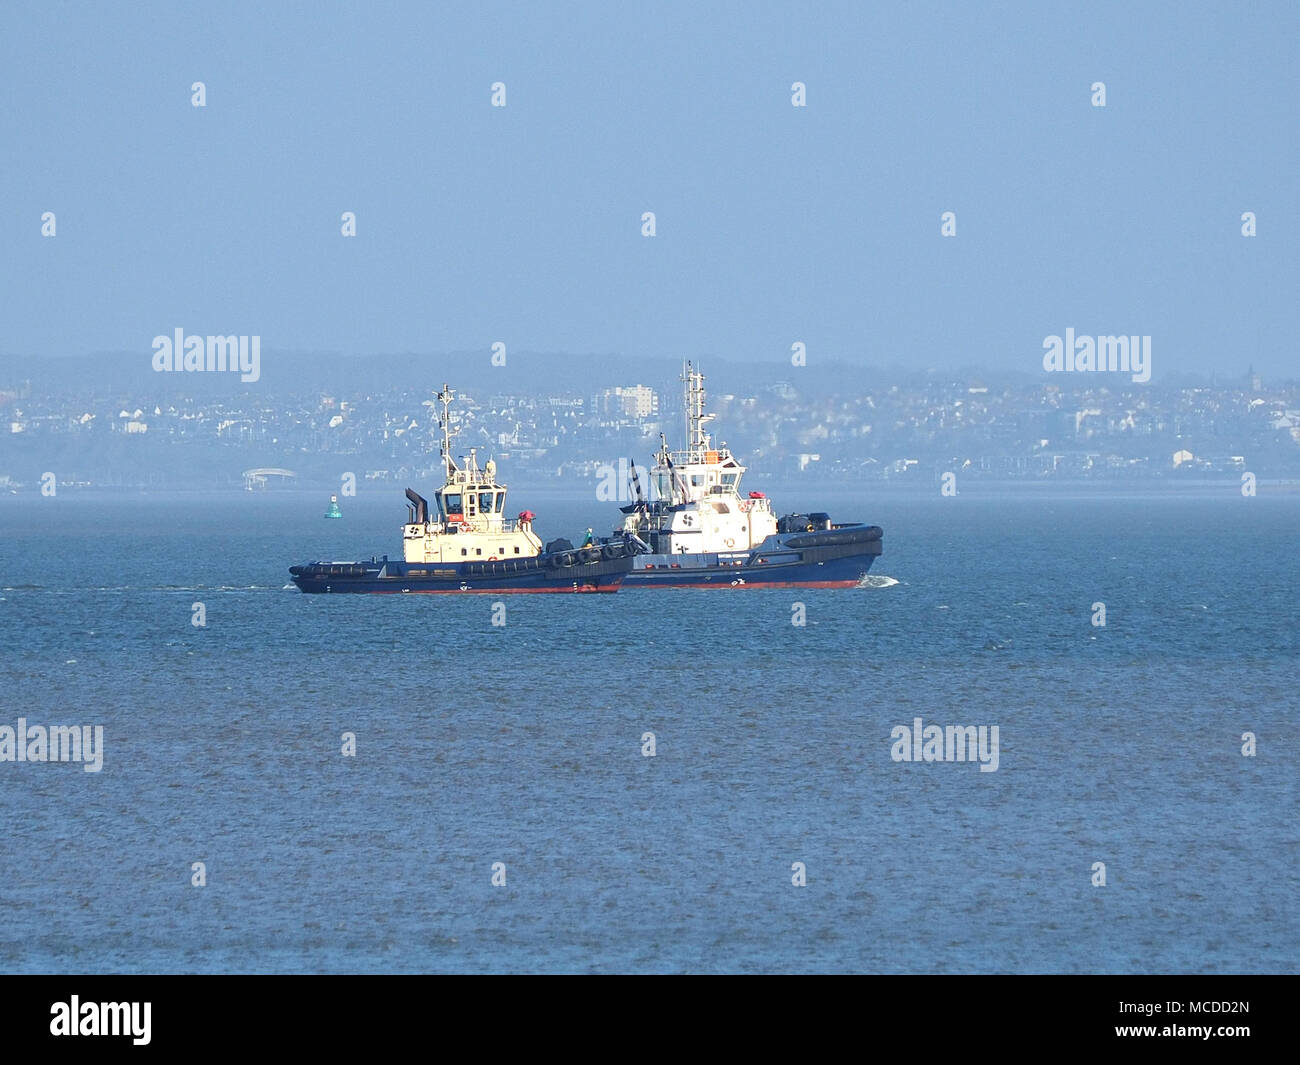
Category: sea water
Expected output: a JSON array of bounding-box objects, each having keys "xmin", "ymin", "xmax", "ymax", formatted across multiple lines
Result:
[{"xmin": 0, "ymin": 489, "xmax": 1295, "ymax": 973}]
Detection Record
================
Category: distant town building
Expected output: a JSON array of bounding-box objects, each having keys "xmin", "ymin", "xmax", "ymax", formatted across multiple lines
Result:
[
  {"xmin": 5, "ymin": 369, "xmax": 1299, "ymax": 489},
  {"xmin": 600, "ymin": 385, "xmax": 658, "ymax": 419}
]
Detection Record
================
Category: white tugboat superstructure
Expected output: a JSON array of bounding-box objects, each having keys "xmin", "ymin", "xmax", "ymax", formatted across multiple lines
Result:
[
  {"xmin": 615, "ymin": 363, "xmax": 883, "ymax": 588},
  {"xmin": 400, "ymin": 385, "xmax": 544, "ymax": 565},
  {"xmin": 619, "ymin": 366, "xmax": 778, "ymax": 556}
]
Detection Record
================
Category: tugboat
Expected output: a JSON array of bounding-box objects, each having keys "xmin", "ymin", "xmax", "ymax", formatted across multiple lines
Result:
[
  {"xmin": 324, "ymin": 495, "xmax": 343, "ymax": 519},
  {"xmin": 290, "ymin": 386, "xmax": 636, "ymax": 594},
  {"xmin": 613, "ymin": 364, "xmax": 883, "ymax": 588}
]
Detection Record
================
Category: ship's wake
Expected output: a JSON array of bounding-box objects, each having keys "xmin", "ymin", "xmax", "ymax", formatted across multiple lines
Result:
[{"xmin": 858, "ymin": 574, "xmax": 899, "ymax": 589}]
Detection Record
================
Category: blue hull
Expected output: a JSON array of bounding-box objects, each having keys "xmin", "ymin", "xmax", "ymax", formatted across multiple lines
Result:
[{"xmin": 624, "ymin": 524, "xmax": 883, "ymax": 589}]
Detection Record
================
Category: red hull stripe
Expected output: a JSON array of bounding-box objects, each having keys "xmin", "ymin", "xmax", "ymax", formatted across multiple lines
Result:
[{"xmin": 628, "ymin": 579, "xmax": 862, "ymax": 589}]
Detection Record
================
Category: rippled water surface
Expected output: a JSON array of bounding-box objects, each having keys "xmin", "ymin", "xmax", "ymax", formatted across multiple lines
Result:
[{"xmin": 1, "ymin": 489, "xmax": 1295, "ymax": 972}]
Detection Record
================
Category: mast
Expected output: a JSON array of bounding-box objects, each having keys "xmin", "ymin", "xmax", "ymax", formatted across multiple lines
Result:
[
  {"xmin": 436, "ymin": 384, "xmax": 460, "ymax": 480},
  {"xmin": 686, "ymin": 358, "xmax": 696, "ymax": 449},
  {"xmin": 683, "ymin": 361, "xmax": 715, "ymax": 456}
]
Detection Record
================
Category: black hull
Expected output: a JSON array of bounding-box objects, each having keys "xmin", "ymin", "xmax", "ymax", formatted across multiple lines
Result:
[{"xmin": 290, "ymin": 548, "xmax": 633, "ymax": 594}]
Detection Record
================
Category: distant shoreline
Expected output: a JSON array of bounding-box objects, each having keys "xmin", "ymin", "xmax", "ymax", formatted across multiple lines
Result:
[{"xmin": 5, "ymin": 479, "xmax": 1299, "ymax": 498}]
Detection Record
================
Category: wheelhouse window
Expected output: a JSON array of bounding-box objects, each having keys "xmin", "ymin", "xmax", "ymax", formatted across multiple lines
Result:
[
  {"xmin": 442, "ymin": 493, "xmax": 462, "ymax": 517},
  {"xmin": 479, "ymin": 491, "xmax": 495, "ymax": 513}
]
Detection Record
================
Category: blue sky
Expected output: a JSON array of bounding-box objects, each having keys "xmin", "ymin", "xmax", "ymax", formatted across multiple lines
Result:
[{"xmin": 1, "ymin": 1, "xmax": 1296, "ymax": 379}]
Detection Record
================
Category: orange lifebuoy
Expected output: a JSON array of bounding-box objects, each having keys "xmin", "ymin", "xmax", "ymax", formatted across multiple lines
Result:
[
  {"xmin": 488, "ymin": 555, "xmax": 499, "ymax": 561},
  {"xmin": 457, "ymin": 522, "xmax": 471, "ymax": 533}
]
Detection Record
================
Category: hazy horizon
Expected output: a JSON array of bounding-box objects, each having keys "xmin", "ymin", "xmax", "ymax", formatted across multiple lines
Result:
[{"xmin": 3, "ymin": 1, "xmax": 1296, "ymax": 380}]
